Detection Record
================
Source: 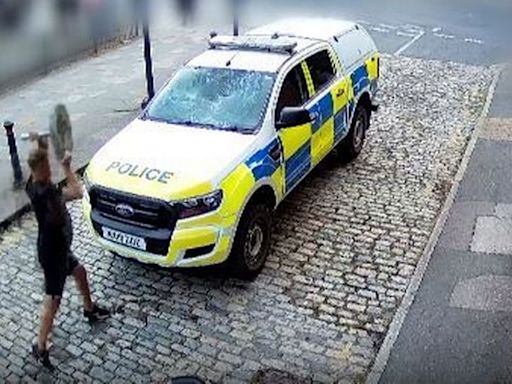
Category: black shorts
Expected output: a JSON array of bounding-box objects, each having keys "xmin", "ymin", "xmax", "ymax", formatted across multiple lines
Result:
[{"xmin": 40, "ymin": 252, "xmax": 79, "ymax": 297}]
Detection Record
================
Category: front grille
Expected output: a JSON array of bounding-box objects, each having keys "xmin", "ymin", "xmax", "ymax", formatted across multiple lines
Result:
[
  {"xmin": 90, "ymin": 186, "xmax": 176, "ymax": 229},
  {"xmin": 89, "ymin": 186, "xmax": 177, "ymax": 255}
]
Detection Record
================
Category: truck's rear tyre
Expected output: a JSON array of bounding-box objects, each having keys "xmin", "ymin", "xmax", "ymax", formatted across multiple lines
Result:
[
  {"xmin": 229, "ymin": 203, "xmax": 272, "ymax": 280},
  {"xmin": 337, "ymin": 103, "xmax": 370, "ymax": 164}
]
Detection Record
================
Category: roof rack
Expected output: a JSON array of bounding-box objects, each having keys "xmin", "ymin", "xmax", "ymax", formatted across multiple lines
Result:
[{"xmin": 208, "ymin": 35, "xmax": 297, "ymax": 55}]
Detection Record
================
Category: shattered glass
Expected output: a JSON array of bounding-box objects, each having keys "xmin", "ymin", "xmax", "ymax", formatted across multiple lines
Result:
[{"xmin": 146, "ymin": 67, "xmax": 276, "ymax": 133}]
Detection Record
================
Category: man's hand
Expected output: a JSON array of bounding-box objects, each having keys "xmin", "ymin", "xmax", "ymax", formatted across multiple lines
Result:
[
  {"xmin": 28, "ymin": 132, "xmax": 49, "ymax": 150},
  {"xmin": 28, "ymin": 132, "xmax": 40, "ymax": 142},
  {"xmin": 61, "ymin": 151, "xmax": 72, "ymax": 169}
]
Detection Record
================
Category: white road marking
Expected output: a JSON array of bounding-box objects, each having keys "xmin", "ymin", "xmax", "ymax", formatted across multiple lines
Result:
[
  {"xmin": 354, "ymin": 20, "xmax": 485, "ymax": 52},
  {"xmin": 434, "ymin": 32, "xmax": 455, "ymax": 40},
  {"xmin": 370, "ymin": 26, "xmax": 390, "ymax": 33},
  {"xmin": 379, "ymin": 23, "xmax": 398, "ymax": 30},
  {"xmin": 396, "ymin": 30, "xmax": 417, "ymax": 38},
  {"xmin": 403, "ymin": 24, "xmax": 423, "ymax": 33},
  {"xmin": 465, "ymin": 37, "xmax": 484, "ymax": 45},
  {"xmin": 394, "ymin": 31, "xmax": 426, "ymax": 56}
]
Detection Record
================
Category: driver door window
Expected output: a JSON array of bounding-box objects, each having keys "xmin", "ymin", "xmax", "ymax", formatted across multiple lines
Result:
[{"xmin": 275, "ymin": 65, "xmax": 308, "ymax": 123}]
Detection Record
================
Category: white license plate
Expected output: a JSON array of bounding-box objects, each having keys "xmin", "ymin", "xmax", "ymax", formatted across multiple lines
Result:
[{"xmin": 102, "ymin": 227, "xmax": 146, "ymax": 251}]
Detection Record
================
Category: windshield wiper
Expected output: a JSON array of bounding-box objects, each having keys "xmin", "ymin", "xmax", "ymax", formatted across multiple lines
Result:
[
  {"xmin": 181, "ymin": 121, "xmax": 219, "ymax": 129},
  {"xmin": 223, "ymin": 126, "xmax": 254, "ymax": 134},
  {"xmin": 141, "ymin": 117, "xmax": 253, "ymax": 134}
]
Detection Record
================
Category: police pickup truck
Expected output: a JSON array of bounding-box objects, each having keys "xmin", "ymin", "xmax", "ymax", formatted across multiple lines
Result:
[{"xmin": 83, "ymin": 18, "xmax": 380, "ymax": 279}]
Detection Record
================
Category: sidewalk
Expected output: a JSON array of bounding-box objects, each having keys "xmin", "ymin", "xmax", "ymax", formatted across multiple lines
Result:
[
  {"xmin": 0, "ymin": 5, "xmax": 233, "ymax": 226},
  {"xmin": 0, "ymin": 0, "xmax": 285, "ymax": 227},
  {"xmin": 376, "ymin": 66, "xmax": 512, "ymax": 383}
]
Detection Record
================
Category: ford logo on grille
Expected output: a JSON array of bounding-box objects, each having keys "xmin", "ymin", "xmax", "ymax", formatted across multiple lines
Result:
[{"xmin": 115, "ymin": 204, "xmax": 135, "ymax": 218}]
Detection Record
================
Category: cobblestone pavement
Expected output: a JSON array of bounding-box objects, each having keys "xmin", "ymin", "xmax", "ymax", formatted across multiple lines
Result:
[{"xmin": 0, "ymin": 56, "xmax": 495, "ymax": 383}]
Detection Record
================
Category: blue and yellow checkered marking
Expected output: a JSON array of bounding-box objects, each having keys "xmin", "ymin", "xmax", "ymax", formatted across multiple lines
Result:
[
  {"xmin": 276, "ymin": 54, "xmax": 379, "ymax": 195},
  {"xmin": 309, "ymin": 92, "xmax": 334, "ymax": 133},
  {"xmin": 351, "ymin": 64, "xmax": 370, "ymax": 97},
  {"xmin": 246, "ymin": 138, "xmax": 281, "ymax": 181}
]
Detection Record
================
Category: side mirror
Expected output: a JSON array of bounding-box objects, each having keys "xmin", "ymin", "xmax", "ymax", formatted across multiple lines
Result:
[{"xmin": 276, "ymin": 107, "xmax": 313, "ymax": 129}]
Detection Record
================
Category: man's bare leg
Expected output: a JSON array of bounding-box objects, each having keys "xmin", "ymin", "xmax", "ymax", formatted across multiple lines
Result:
[
  {"xmin": 71, "ymin": 263, "xmax": 110, "ymax": 322},
  {"xmin": 37, "ymin": 296, "xmax": 60, "ymax": 351},
  {"xmin": 71, "ymin": 264, "xmax": 94, "ymax": 312}
]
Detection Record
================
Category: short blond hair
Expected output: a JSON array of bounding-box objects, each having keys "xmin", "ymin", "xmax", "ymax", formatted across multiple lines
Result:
[{"xmin": 28, "ymin": 147, "xmax": 49, "ymax": 171}]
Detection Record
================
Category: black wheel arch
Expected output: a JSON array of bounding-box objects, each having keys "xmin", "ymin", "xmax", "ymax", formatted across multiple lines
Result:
[
  {"xmin": 356, "ymin": 92, "xmax": 372, "ymax": 115},
  {"xmin": 245, "ymin": 184, "xmax": 277, "ymax": 212}
]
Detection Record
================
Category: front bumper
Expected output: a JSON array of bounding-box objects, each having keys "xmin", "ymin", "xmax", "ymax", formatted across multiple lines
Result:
[{"xmin": 83, "ymin": 199, "xmax": 235, "ymax": 268}]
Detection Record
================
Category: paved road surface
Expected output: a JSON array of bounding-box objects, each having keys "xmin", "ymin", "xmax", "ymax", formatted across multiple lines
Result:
[
  {"xmin": 0, "ymin": 55, "xmax": 493, "ymax": 383},
  {"xmin": 379, "ymin": 66, "xmax": 512, "ymax": 384}
]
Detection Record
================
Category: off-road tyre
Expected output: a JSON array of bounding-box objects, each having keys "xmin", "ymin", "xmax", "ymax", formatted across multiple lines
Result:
[{"xmin": 229, "ymin": 203, "xmax": 272, "ymax": 280}]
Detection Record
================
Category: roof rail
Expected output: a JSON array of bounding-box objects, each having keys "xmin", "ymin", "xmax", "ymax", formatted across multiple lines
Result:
[{"xmin": 208, "ymin": 35, "xmax": 297, "ymax": 55}]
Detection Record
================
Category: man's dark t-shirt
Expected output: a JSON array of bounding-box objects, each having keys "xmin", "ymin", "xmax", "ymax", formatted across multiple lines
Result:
[{"xmin": 26, "ymin": 178, "xmax": 73, "ymax": 270}]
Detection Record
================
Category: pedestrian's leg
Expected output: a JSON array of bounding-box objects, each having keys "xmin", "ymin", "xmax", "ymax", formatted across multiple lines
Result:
[
  {"xmin": 71, "ymin": 264, "xmax": 94, "ymax": 312},
  {"xmin": 72, "ymin": 263, "xmax": 111, "ymax": 322},
  {"xmin": 38, "ymin": 296, "xmax": 60, "ymax": 351}
]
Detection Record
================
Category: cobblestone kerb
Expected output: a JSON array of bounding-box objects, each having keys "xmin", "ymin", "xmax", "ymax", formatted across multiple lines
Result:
[{"xmin": 0, "ymin": 55, "xmax": 494, "ymax": 383}]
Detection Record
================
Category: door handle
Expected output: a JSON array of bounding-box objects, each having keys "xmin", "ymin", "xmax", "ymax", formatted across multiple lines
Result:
[{"xmin": 336, "ymin": 89, "xmax": 345, "ymax": 98}]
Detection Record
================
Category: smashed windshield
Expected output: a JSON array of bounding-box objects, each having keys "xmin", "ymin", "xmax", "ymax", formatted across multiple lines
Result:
[{"xmin": 145, "ymin": 67, "xmax": 276, "ymax": 133}]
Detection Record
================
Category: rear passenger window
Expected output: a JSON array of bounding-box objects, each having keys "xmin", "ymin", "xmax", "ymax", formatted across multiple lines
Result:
[
  {"xmin": 275, "ymin": 65, "xmax": 308, "ymax": 122},
  {"xmin": 334, "ymin": 27, "xmax": 376, "ymax": 71},
  {"xmin": 306, "ymin": 50, "xmax": 335, "ymax": 92}
]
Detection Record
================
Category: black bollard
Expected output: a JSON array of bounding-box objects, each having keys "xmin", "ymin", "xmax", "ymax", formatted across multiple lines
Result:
[
  {"xmin": 141, "ymin": 1, "xmax": 155, "ymax": 101},
  {"xmin": 4, "ymin": 121, "xmax": 24, "ymax": 188},
  {"xmin": 233, "ymin": 0, "xmax": 240, "ymax": 36}
]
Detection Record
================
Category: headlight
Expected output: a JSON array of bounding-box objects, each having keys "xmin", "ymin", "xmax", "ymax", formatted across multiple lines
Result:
[{"xmin": 174, "ymin": 190, "xmax": 223, "ymax": 219}]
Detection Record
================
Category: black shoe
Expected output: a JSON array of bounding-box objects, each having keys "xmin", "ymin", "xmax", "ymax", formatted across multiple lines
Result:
[
  {"xmin": 84, "ymin": 304, "xmax": 110, "ymax": 323},
  {"xmin": 31, "ymin": 343, "xmax": 55, "ymax": 371}
]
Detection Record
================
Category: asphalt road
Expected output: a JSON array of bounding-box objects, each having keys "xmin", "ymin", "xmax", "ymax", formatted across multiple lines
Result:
[
  {"xmin": 245, "ymin": 0, "xmax": 512, "ymax": 66},
  {"xmin": 378, "ymin": 68, "xmax": 512, "ymax": 384}
]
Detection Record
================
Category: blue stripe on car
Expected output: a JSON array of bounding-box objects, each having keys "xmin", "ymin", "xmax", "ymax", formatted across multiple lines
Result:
[
  {"xmin": 308, "ymin": 92, "xmax": 334, "ymax": 133},
  {"xmin": 246, "ymin": 138, "xmax": 281, "ymax": 181},
  {"xmin": 285, "ymin": 141, "xmax": 311, "ymax": 191}
]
